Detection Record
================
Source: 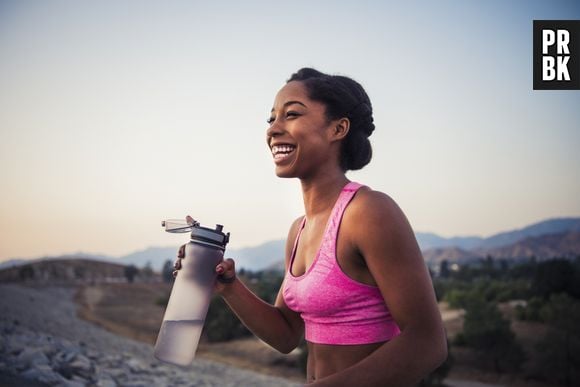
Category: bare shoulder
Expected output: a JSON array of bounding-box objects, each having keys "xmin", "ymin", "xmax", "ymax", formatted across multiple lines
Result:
[
  {"xmin": 346, "ymin": 187, "xmax": 421, "ymax": 262},
  {"xmin": 348, "ymin": 187, "xmax": 407, "ymax": 229}
]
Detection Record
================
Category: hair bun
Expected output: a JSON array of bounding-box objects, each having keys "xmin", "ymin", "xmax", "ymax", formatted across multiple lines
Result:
[{"xmin": 348, "ymin": 103, "xmax": 374, "ymax": 137}]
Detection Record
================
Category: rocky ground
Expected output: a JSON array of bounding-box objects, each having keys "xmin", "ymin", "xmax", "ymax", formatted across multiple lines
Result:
[{"xmin": 0, "ymin": 284, "xmax": 301, "ymax": 387}]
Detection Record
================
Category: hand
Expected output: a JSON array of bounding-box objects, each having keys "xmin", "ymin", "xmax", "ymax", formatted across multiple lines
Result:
[
  {"xmin": 172, "ymin": 243, "xmax": 186, "ymax": 278},
  {"xmin": 214, "ymin": 258, "xmax": 237, "ymax": 294}
]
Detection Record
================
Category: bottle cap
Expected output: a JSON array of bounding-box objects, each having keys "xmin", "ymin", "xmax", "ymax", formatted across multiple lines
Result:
[
  {"xmin": 190, "ymin": 223, "xmax": 230, "ymax": 250},
  {"xmin": 162, "ymin": 218, "xmax": 230, "ymax": 250}
]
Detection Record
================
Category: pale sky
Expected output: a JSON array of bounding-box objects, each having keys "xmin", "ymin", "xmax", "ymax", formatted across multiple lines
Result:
[{"xmin": 1, "ymin": 0, "xmax": 579, "ymax": 261}]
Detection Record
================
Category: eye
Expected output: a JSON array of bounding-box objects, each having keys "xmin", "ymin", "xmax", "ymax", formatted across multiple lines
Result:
[{"xmin": 286, "ymin": 111, "xmax": 301, "ymax": 118}]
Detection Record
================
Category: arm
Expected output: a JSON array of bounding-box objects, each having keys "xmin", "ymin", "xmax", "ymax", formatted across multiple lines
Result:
[
  {"xmin": 312, "ymin": 191, "xmax": 447, "ymax": 386},
  {"xmin": 216, "ymin": 217, "xmax": 305, "ymax": 354}
]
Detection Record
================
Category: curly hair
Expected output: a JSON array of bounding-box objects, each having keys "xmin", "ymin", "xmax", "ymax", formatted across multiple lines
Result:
[{"xmin": 287, "ymin": 68, "xmax": 375, "ymax": 171}]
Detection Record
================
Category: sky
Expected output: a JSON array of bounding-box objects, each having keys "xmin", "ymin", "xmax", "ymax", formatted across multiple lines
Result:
[{"xmin": 1, "ymin": 0, "xmax": 579, "ymax": 261}]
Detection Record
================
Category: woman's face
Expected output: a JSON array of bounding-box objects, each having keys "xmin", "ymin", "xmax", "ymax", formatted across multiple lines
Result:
[{"xmin": 266, "ymin": 81, "xmax": 339, "ymax": 178}]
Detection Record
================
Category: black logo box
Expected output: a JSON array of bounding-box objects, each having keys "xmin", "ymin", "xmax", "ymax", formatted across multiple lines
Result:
[{"xmin": 533, "ymin": 20, "xmax": 580, "ymax": 90}]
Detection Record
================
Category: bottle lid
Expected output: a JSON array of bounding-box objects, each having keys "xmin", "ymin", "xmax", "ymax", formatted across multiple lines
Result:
[
  {"xmin": 190, "ymin": 223, "xmax": 230, "ymax": 250},
  {"xmin": 161, "ymin": 219, "xmax": 230, "ymax": 250}
]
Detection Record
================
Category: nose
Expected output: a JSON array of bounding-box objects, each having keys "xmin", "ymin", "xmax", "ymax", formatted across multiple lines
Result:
[{"xmin": 266, "ymin": 120, "xmax": 284, "ymax": 145}]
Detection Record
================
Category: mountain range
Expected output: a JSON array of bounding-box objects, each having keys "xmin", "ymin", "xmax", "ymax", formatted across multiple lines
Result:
[{"xmin": 2, "ymin": 217, "xmax": 579, "ymax": 272}]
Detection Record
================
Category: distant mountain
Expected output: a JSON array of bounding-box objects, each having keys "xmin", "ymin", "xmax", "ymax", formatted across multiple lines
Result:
[
  {"xmin": 473, "ymin": 217, "xmax": 580, "ymax": 250},
  {"xmin": 3, "ymin": 217, "xmax": 579, "ymax": 272},
  {"xmin": 0, "ymin": 259, "xmax": 26, "ymax": 270},
  {"xmin": 415, "ymin": 232, "xmax": 483, "ymax": 251},
  {"xmin": 416, "ymin": 218, "xmax": 580, "ymax": 251},
  {"xmin": 422, "ymin": 246, "xmax": 484, "ymax": 266},
  {"xmin": 231, "ymin": 240, "xmax": 286, "ymax": 271},
  {"xmin": 116, "ymin": 240, "xmax": 286, "ymax": 272},
  {"xmin": 482, "ymin": 231, "xmax": 580, "ymax": 260},
  {"xmin": 118, "ymin": 246, "xmax": 177, "ymax": 270}
]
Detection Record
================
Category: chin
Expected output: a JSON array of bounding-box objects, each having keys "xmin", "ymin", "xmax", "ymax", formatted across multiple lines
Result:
[{"xmin": 274, "ymin": 166, "xmax": 297, "ymax": 179}]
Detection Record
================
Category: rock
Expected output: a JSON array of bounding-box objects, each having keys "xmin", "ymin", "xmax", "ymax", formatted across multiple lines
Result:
[
  {"xmin": 68, "ymin": 354, "xmax": 94, "ymax": 378},
  {"xmin": 17, "ymin": 347, "xmax": 50, "ymax": 368},
  {"xmin": 6, "ymin": 335, "xmax": 26, "ymax": 355},
  {"xmin": 1, "ymin": 285, "xmax": 302, "ymax": 387},
  {"xmin": 119, "ymin": 379, "xmax": 150, "ymax": 387},
  {"xmin": 20, "ymin": 364, "xmax": 69, "ymax": 385},
  {"xmin": 95, "ymin": 375, "xmax": 118, "ymax": 387},
  {"xmin": 69, "ymin": 374, "xmax": 90, "ymax": 386},
  {"xmin": 126, "ymin": 357, "xmax": 149, "ymax": 374}
]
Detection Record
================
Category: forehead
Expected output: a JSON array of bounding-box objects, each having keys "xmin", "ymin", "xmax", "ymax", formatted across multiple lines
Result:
[{"xmin": 272, "ymin": 81, "xmax": 311, "ymax": 108}]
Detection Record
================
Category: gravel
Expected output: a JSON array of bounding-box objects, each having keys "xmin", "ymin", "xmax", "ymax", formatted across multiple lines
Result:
[{"xmin": 0, "ymin": 284, "xmax": 301, "ymax": 387}]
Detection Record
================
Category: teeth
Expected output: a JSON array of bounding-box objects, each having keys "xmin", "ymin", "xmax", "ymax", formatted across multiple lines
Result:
[{"xmin": 271, "ymin": 145, "xmax": 295, "ymax": 155}]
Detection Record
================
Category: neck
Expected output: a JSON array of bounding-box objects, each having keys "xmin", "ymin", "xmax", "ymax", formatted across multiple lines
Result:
[{"xmin": 300, "ymin": 171, "xmax": 349, "ymax": 219}]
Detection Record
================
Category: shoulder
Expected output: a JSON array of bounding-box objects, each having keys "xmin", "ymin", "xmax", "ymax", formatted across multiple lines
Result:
[
  {"xmin": 345, "ymin": 186, "xmax": 419, "ymax": 257},
  {"xmin": 348, "ymin": 186, "xmax": 406, "ymax": 229}
]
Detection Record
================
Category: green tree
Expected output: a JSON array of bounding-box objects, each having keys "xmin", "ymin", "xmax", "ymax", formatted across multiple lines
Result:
[
  {"xmin": 529, "ymin": 293, "xmax": 580, "ymax": 386},
  {"xmin": 203, "ymin": 296, "xmax": 250, "ymax": 342},
  {"xmin": 532, "ymin": 259, "xmax": 576, "ymax": 299},
  {"xmin": 461, "ymin": 296, "xmax": 524, "ymax": 373}
]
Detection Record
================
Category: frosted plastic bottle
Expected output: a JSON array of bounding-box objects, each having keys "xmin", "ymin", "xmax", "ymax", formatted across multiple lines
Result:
[{"xmin": 154, "ymin": 219, "xmax": 230, "ymax": 366}]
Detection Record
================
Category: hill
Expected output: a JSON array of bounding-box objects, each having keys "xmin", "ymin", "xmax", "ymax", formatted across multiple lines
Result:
[
  {"xmin": 424, "ymin": 231, "xmax": 580, "ymax": 267},
  {"xmin": 0, "ymin": 258, "xmax": 130, "ymax": 284},
  {"xmin": 3, "ymin": 216, "xmax": 579, "ymax": 272}
]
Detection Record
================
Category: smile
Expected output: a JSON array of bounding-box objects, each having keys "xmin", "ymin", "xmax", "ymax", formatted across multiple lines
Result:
[{"xmin": 271, "ymin": 144, "xmax": 296, "ymax": 161}]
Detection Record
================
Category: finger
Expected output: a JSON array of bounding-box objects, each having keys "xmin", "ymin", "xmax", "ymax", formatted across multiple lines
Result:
[
  {"xmin": 174, "ymin": 258, "xmax": 182, "ymax": 270},
  {"xmin": 216, "ymin": 258, "xmax": 235, "ymax": 273},
  {"xmin": 186, "ymin": 215, "xmax": 194, "ymax": 225},
  {"xmin": 178, "ymin": 244, "xmax": 186, "ymax": 258},
  {"xmin": 172, "ymin": 270, "xmax": 178, "ymax": 278}
]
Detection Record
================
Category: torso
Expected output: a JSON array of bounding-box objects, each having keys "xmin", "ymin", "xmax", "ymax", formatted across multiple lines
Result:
[
  {"xmin": 289, "ymin": 185, "xmax": 386, "ymax": 382},
  {"xmin": 291, "ymin": 186, "xmax": 377, "ymax": 286},
  {"xmin": 306, "ymin": 341, "xmax": 384, "ymax": 383}
]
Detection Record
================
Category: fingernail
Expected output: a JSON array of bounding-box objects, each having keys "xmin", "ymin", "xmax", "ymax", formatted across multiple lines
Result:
[{"xmin": 216, "ymin": 266, "xmax": 224, "ymax": 273}]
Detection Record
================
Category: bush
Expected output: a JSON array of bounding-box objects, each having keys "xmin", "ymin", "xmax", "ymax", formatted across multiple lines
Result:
[
  {"xmin": 461, "ymin": 297, "xmax": 525, "ymax": 373},
  {"xmin": 203, "ymin": 296, "xmax": 251, "ymax": 342}
]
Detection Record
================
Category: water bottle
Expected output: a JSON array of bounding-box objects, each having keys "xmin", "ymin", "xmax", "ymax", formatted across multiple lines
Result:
[{"xmin": 154, "ymin": 218, "xmax": 230, "ymax": 366}]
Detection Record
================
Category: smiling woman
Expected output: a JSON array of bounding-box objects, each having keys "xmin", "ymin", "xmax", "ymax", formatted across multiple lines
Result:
[{"xmin": 175, "ymin": 68, "xmax": 448, "ymax": 386}]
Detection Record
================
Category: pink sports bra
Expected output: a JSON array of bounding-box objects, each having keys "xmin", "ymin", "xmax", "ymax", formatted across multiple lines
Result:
[{"xmin": 282, "ymin": 182, "xmax": 401, "ymax": 345}]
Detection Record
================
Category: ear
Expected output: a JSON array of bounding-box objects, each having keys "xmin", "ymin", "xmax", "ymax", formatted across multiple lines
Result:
[{"xmin": 329, "ymin": 117, "xmax": 350, "ymax": 142}]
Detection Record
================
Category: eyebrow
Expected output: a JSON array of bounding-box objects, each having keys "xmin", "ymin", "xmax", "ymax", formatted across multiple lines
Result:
[{"xmin": 270, "ymin": 100, "xmax": 307, "ymax": 112}]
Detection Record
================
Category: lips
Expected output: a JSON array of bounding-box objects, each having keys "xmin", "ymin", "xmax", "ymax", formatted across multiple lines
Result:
[{"xmin": 271, "ymin": 144, "xmax": 296, "ymax": 162}]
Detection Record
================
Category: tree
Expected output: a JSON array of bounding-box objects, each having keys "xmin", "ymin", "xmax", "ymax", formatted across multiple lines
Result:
[
  {"xmin": 460, "ymin": 296, "xmax": 524, "ymax": 373},
  {"xmin": 529, "ymin": 293, "xmax": 580, "ymax": 386},
  {"xmin": 531, "ymin": 259, "xmax": 576, "ymax": 299},
  {"xmin": 161, "ymin": 259, "xmax": 174, "ymax": 283},
  {"xmin": 203, "ymin": 296, "xmax": 250, "ymax": 341},
  {"xmin": 18, "ymin": 265, "xmax": 34, "ymax": 281},
  {"xmin": 124, "ymin": 265, "xmax": 139, "ymax": 283},
  {"xmin": 141, "ymin": 261, "xmax": 154, "ymax": 281},
  {"xmin": 439, "ymin": 260, "xmax": 450, "ymax": 279}
]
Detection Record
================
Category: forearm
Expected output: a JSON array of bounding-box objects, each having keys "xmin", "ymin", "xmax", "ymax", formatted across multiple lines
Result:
[
  {"xmin": 219, "ymin": 278, "xmax": 301, "ymax": 353},
  {"xmin": 311, "ymin": 327, "xmax": 447, "ymax": 387}
]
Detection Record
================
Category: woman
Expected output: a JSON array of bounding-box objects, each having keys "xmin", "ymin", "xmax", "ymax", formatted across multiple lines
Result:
[{"xmin": 175, "ymin": 68, "xmax": 447, "ymax": 386}]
